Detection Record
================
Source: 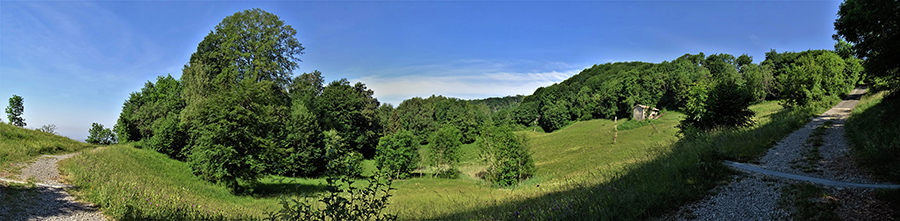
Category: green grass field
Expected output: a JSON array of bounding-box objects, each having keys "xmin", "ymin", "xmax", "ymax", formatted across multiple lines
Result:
[
  {"xmin": 51, "ymin": 100, "xmax": 823, "ymax": 220},
  {"xmin": 0, "ymin": 123, "xmax": 93, "ymax": 177}
]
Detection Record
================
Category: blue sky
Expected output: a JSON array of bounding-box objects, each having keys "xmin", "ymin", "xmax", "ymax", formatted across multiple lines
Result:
[{"xmin": 1, "ymin": 0, "xmax": 843, "ymax": 141}]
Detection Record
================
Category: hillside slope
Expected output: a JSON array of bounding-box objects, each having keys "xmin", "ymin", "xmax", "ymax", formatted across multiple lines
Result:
[{"xmin": 0, "ymin": 123, "xmax": 93, "ymax": 175}]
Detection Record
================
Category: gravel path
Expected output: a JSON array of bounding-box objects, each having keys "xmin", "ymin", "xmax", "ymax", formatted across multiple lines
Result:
[
  {"xmin": 665, "ymin": 86, "xmax": 898, "ymax": 220},
  {"xmin": 0, "ymin": 153, "xmax": 106, "ymax": 221}
]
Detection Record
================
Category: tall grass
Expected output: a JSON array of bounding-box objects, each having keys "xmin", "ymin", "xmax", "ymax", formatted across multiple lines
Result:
[
  {"xmin": 59, "ymin": 144, "xmax": 267, "ymax": 220},
  {"xmin": 846, "ymin": 91, "xmax": 900, "ymax": 182},
  {"xmin": 0, "ymin": 123, "xmax": 93, "ymax": 175}
]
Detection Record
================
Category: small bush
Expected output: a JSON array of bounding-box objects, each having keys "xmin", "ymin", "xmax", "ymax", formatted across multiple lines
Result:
[
  {"xmin": 86, "ymin": 122, "xmax": 117, "ymax": 145},
  {"xmin": 477, "ymin": 126, "xmax": 535, "ymax": 187},
  {"xmin": 374, "ymin": 130, "xmax": 419, "ymax": 179},
  {"xmin": 36, "ymin": 124, "xmax": 58, "ymax": 135},
  {"xmin": 429, "ymin": 125, "xmax": 462, "ymax": 178},
  {"xmin": 267, "ymin": 170, "xmax": 397, "ymax": 221}
]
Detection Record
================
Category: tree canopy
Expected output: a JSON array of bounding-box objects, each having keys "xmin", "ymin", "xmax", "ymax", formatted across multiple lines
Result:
[
  {"xmin": 5, "ymin": 95, "xmax": 25, "ymax": 127},
  {"xmin": 834, "ymin": 0, "xmax": 899, "ymax": 90}
]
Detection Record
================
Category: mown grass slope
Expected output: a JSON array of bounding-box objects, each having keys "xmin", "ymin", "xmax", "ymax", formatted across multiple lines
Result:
[{"xmin": 0, "ymin": 123, "xmax": 93, "ymax": 176}]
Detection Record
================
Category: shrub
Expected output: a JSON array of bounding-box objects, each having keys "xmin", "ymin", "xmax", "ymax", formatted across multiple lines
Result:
[
  {"xmin": 36, "ymin": 124, "xmax": 58, "ymax": 135},
  {"xmin": 477, "ymin": 126, "xmax": 535, "ymax": 187},
  {"xmin": 146, "ymin": 113, "xmax": 187, "ymax": 159},
  {"xmin": 267, "ymin": 170, "xmax": 397, "ymax": 221},
  {"xmin": 374, "ymin": 130, "xmax": 419, "ymax": 179},
  {"xmin": 429, "ymin": 125, "xmax": 462, "ymax": 178},
  {"xmin": 86, "ymin": 123, "xmax": 117, "ymax": 145},
  {"xmin": 323, "ymin": 129, "xmax": 362, "ymax": 178},
  {"xmin": 679, "ymin": 79, "xmax": 755, "ymax": 132}
]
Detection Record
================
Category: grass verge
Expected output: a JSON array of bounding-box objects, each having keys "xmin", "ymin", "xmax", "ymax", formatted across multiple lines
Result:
[
  {"xmin": 0, "ymin": 123, "xmax": 93, "ymax": 177},
  {"xmin": 846, "ymin": 91, "xmax": 900, "ymax": 183},
  {"xmin": 778, "ymin": 183, "xmax": 839, "ymax": 220},
  {"xmin": 59, "ymin": 144, "xmax": 267, "ymax": 220}
]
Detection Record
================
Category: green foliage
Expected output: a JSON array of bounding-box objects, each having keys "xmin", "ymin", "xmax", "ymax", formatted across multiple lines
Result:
[
  {"xmin": 5, "ymin": 94, "xmax": 25, "ymax": 127},
  {"xmin": 189, "ymin": 8, "xmax": 304, "ymax": 90},
  {"xmin": 835, "ymin": 0, "xmax": 899, "ymax": 91},
  {"xmin": 834, "ymin": 38, "xmax": 856, "ymax": 59},
  {"xmin": 267, "ymin": 171, "xmax": 397, "ymax": 221},
  {"xmin": 539, "ymin": 101, "xmax": 570, "ymax": 132},
  {"xmin": 185, "ymin": 83, "xmax": 285, "ymax": 192},
  {"xmin": 392, "ymin": 95, "xmax": 488, "ymax": 143},
  {"xmin": 468, "ymin": 95, "xmax": 525, "ymax": 113},
  {"xmin": 374, "ymin": 130, "xmax": 419, "ymax": 179},
  {"xmin": 315, "ymin": 79, "xmax": 382, "ymax": 158},
  {"xmin": 767, "ymin": 50, "xmax": 860, "ymax": 108},
  {"xmin": 504, "ymin": 56, "xmax": 710, "ymax": 132},
  {"xmin": 741, "ymin": 63, "xmax": 776, "ymax": 102},
  {"xmin": 429, "ymin": 125, "xmax": 462, "ymax": 178},
  {"xmin": 278, "ymin": 100, "xmax": 324, "ymax": 177},
  {"xmin": 178, "ymin": 8, "xmax": 306, "ymax": 192},
  {"xmin": 477, "ymin": 126, "xmax": 535, "ymax": 187},
  {"xmin": 323, "ymin": 129, "xmax": 363, "ymax": 178},
  {"xmin": 115, "ymin": 74, "xmax": 187, "ymax": 159},
  {"xmin": 86, "ymin": 123, "xmax": 117, "ymax": 145},
  {"xmin": 679, "ymin": 79, "xmax": 756, "ymax": 132},
  {"xmin": 147, "ymin": 113, "xmax": 188, "ymax": 159}
]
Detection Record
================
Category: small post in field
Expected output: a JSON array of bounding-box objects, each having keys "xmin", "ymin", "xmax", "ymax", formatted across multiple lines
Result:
[{"xmin": 614, "ymin": 116, "xmax": 618, "ymax": 143}]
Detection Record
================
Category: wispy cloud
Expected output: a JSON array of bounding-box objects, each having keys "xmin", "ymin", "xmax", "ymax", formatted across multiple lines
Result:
[{"xmin": 354, "ymin": 65, "xmax": 579, "ymax": 106}]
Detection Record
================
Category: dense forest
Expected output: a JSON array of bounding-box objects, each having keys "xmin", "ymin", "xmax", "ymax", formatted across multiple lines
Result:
[{"xmin": 110, "ymin": 7, "xmax": 874, "ymax": 193}]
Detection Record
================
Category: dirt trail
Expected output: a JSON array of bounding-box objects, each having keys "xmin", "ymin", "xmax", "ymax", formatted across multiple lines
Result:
[
  {"xmin": 0, "ymin": 153, "xmax": 106, "ymax": 221},
  {"xmin": 663, "ymin": 86, "xmax": 899, "ymax": 220}
]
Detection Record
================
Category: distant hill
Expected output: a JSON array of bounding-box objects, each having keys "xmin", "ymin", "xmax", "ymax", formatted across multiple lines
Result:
[{"xmin": 468, "ymin": 95, "xmax": 525, "ymax": 113}]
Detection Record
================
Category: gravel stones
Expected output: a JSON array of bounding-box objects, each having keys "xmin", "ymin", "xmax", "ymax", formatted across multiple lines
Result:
[
  {"xmin": 18, "ymin": 153, "xmax": 78, "ymax": 186},
  {"xmin": 668, "ymin": 87, "xmax": 887, "ymax": 220},
  {"xmin": 1, "ymin": 152, "xmax": 106, "ymax": 221}
]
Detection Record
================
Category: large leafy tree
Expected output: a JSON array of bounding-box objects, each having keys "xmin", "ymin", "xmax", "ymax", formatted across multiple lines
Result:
[
  {"xmin": 5, "ymin": 95, "xmax": 25, "ymax": 127},
  {"xmin": 180, "ymin": 8, "xmax": 304, "ymax": 191},
  {"xmin": 834, "ymin": 0, "xmax": 899, "ymax": 89}
]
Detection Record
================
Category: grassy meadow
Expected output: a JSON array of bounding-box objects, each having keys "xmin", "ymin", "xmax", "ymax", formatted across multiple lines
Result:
[{"xmin": 49, "ymin": 99, "xmax": 830, "ymax": 220}]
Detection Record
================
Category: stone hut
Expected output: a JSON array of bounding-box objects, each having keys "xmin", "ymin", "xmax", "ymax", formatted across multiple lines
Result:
[{"xmin": 633, "ymin": 104, "xmax": 660, "ymax": 121}]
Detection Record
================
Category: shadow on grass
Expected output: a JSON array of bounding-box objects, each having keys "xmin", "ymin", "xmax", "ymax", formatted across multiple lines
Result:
[{"xmin": 252, "ymin": 182, "xmax": 325, "ymax": 198}]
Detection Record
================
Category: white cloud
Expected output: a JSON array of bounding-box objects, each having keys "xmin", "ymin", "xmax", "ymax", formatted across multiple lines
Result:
[{"xmin": 355, "ymin": 69, "xmax": 579, "ymax": 106}]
